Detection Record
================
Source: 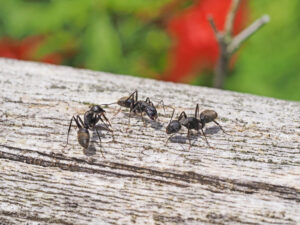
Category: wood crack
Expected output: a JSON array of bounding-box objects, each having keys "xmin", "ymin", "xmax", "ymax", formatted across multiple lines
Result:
[{"xmin": 1, "ymin": 144, "xmax": 299, "ymax": 202}]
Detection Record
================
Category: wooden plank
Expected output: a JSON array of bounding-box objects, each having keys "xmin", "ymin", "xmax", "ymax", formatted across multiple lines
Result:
[{"xmin": 0, "ymin": 58, "xmax": 299, "ymax": 224}]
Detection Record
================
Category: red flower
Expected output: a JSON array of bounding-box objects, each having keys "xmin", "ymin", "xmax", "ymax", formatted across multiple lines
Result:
[
  {"xmin": 162, "ymin": 0, "xmax": 248, "ymax": 83},
  {"xmin": 0, "ymin": 36, "xmax": 62, "ymax": 64}
]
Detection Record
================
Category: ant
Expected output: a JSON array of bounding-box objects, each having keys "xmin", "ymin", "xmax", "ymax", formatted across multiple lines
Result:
[
  {"xmin": 66, "ymin": 105, "xmax": 113, "ymax": 157},
  {"xmin": 166, "ymin": 104, "xmax": 210, "ymax": 149},
  {"xmin": 166, "ymin": 104, "xmax": 226, "ymax": 149},
  {"xmin": 105, "ymin": 90, "xmax": 164, "ymax": 122}
]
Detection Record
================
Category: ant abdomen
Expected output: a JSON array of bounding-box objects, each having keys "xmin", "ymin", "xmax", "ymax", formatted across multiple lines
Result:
[
  {"xmin": 117, "ymin": 96, "xmax": 131, "ymax": 108},
  {"xmin": 200, "ymin": 110, "xmax": 218, "ymax": 123},
  {"xmin": 77, "ymin": 128, "xmax": 90, "ymax": 149}
]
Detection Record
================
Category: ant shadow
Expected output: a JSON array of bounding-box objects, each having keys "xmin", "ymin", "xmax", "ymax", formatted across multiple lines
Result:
[
  {"xmin": 204, "ymin": 126, "xmax": 221, "ymax": 135},
  {"xmin": 83, "ymin": 124, "xmax": 111, "ymax": 157},
  {"xmin": 168, "ymin": 133, "xmax": 200, "ymax": 144},
  {"xmin": 168, "ymin": 135, "xmax": 189, "ymax": 144},
  {"xmin": 172, "ymin": 126, "xmax": 221, "ymax": 145},
  {"xmin": 95, "ymin": 124, "xmax": 113, "ymax": 133},
  {"xmin": 83, "ymin": 144, "xmax": 96, "ymax": 156},
  {"xmin": 167, "ymin": 133, "xmax": 211, "ymax": 151}
]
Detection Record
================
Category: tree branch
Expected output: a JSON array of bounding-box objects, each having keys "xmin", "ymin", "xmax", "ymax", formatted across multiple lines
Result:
[
  {"xmin": 207, "ymin": 15, "xmax": 222, "ymax": 41},
  {"xmin": 208, "ymin": 0, "xmax": 270, "ymax": 89},
  {"xmin": 224, "ymin": 0, "xmax": 241, "ymax": 39},
  {"xmin": 228, "ymin": 15, "xmax": 270, "ymax": 54}
]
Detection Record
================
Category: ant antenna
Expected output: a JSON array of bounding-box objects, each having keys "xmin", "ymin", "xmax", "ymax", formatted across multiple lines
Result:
[
  {"xmin": 100, "ymin": 102, "xmax": 118, "ymax": 106},
  {"xmin": 157, "ymin": 99, "xmax": 166, "ymax": 114},
  {"xmin": 169, "ymin": 107, "xmax": 175, "ymax": 124},
  {"xmin": 195, "ymin": 104, "xmax": 200, "ymax": 119}
]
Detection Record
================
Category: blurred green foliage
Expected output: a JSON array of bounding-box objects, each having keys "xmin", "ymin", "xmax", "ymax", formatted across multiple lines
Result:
[
  {"xmin": 0, "ymin": 0, "xmax": 299, "ymax": 101},
  {"xmin": 0, "ymin": 0, "xmax": 171, "ymax": 76},
  {"xmin": 226, "ymin": 0, "xmax": 300, "ymax": 101}
]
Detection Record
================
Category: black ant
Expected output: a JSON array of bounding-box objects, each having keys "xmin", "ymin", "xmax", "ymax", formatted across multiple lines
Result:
[
  {"xmin": 166, "ymin": 104, "xmax": 225, "ymax": 149},
  {"xmin": 166, "ymin": 104, "xmax": 210, "ymax": 149},
  {"xmin": 66, "ymin": 105, "xmax": 113, "ymax": 157},
  {"xmin": 105, "ymin": 90, "xmax": 163, "ymax": 122}
]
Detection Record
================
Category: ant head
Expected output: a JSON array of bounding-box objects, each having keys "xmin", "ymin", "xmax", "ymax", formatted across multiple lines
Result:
[
  {"xmin": 145, "ymin": 106, "xmax": 158, "ymax": 120},
  {"xmin": 90, "ymin": 105, "xmax": 105, "ymax": 114},
  {"xmin": 166, "ymin": 120, "xmax": 181, "ymax": 134}
]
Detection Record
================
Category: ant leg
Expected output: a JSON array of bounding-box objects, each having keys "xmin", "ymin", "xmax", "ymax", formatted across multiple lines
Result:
[
  {"xmin": 66, "ymin": 116, "xmax": 75, "ymax": 147},
  {"xmin": 113, "ymin": 107, "xmax": 121, "ymax": 117},
  {"xmin": 98, "ymin": 115, "xmax": 115, "ymax": 141},
  {"xmin": 127, "ymin": 110, "xmax": 133, "ymax": 127},
  {"xmin": 168, "ymin": 108, "xmax": 175, "ymax": 123},
  {"xmin": 187, "ymin": 129, "xmax": 192, "ymax": 150},
  {"xmin": 128, "ymin": 112, "xmax": 131, "ymax": 125},
  {"xmin": 128, "ymin": 101, "xmax": 136, "ymax": 126},
  {"xmin": 102, "ymin": 113, "xmax": 112, "ymax": 127},
  {"xmin": 131, "ymin": 103, "xmax": 146, "ymax": 126},
  {"xmin": 200, "ymin": 128, "xmax": 212, "ymax": 148},
  {"xmin": 130, "ymin": 90, "xmax": 138, "ymax": 102},
  {"xmin": 145, "ymin": 97, "xmax": 151, "ymax": 104},
  {"xmin": 156, "ymin": 99, "xmax": 166, "ymax": 115},
  {"xmin": 126, "ymin": 90, "xmax": 138, "ymax": 102},
  {"xmin": 195, "ymin": 104, "xmax": 199, "ymax": 118},
  {"xmin": 101, "ymin": 102, "xmax": 118, "ymax": 106},
  {"xmin": 140, "ymin": 111, "xmax": 146, "ymax": 127},
  {"xmin": 76, "ymin": 115, "xmax": 86, "ymax": 129},
  {"xmin": 66, "ymin": 116, "xmax": 82, "ymax": 147},
  {"xmin": 141, "ymin": 112, "xmax": 147, "ymax": 127},
  {"xmin": 178, "ymin": 111, "xmax": 187, "ymax": 122},
  {"xmin": 139, "ymin": 106, "xmax": 147, "ymax": 127},
  {"xmin": 165, "ymin": 134, "xmax": 175, "ymax": 145},
  {"xmin": 95, "ymin": 128, "xmax": 105, "ymax": 158},
  {"xmin": 134, "ymin": 90, "xmax": 138, "ymax": 102},
  {"xmin": 94, "ymin": 126, "xmax": 102, "ymax": 144},
  {"xmin": 213, "ymin": 120, "xmax": 227, "ymax": 134},
  {"xmin": 76, "ymin": 115, "xmax": 90, "ymax": 132}
]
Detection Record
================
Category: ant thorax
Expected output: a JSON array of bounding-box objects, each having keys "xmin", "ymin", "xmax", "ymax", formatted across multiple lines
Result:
[{"xmin": 181, "ymin": 117, "xmax": 201, "ymax": 130}]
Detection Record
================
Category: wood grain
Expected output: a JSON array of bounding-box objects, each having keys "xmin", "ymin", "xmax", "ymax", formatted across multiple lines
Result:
[{"xmin": 0, "ymin": 58, "xmax": 299, "ymax": 225}]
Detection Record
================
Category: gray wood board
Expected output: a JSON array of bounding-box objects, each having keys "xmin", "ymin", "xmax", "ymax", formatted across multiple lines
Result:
[{"xmin": 0, "ymin": 58, "xmax": 299, "ymax": 224}]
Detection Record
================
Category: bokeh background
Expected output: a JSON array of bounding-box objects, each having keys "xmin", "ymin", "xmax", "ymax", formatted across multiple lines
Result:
[{"xmin": 0, "ymin": 0, "xmax": 299, "ymax": 101}]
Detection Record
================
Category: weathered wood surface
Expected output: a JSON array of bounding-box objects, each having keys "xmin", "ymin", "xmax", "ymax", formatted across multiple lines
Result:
[{"xmin": 0, "ymin": 58, "xmax": 299, "ymax": 225}]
